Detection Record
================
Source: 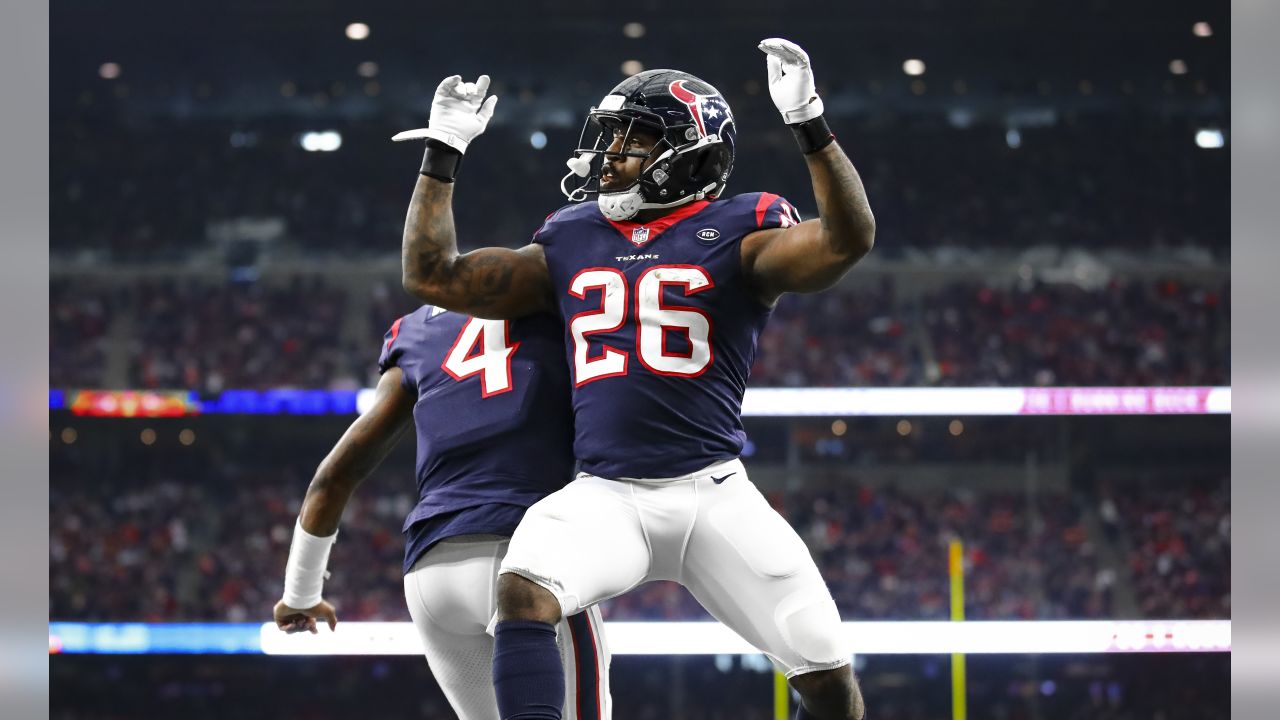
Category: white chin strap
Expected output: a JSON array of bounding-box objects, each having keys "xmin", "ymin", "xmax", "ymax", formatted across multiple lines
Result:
[
  {"xmin": 597, "ymin": 181, "xmax": 718, "ymax": 221},
  {"xmin": 597, "ymin": 189, "xmax": 647, "ymax": 221}
]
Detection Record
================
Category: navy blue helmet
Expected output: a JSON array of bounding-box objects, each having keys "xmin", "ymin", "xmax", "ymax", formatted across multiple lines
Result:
[{"xmin": 561, "ymin": 69, "xmax": 737, "ymax": 220}]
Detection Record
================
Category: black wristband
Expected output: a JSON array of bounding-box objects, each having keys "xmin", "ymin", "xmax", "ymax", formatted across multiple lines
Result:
[
  {"xmin": 419, "ymin": 140, "xmax": 464, "ymax": 183},
  {"xmin": 789, "ymin": 116, "xmax": 835, "ymax": 155}
]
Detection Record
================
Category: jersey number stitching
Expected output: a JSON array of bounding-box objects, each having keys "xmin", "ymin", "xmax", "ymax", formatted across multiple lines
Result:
[
  {"xmin": 569, "ymin": 265, "xmax": 715, "ymax": 386},
  {"xmin": 441, "ymin": 318, "xmax": 521, "ymax": 398}
]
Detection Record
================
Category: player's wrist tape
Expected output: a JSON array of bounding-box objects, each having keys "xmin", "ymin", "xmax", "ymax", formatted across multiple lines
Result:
[
  {"xmin": 789, "ymin": 116, "xmax": 835, "ymax": 155},
  {"xmin": 420, "ymin": 140, "xmax": 464, "ymax": 183},
  {"xmin": 281, "ymin": 519, "xmax": 337, "ymax": 609}
]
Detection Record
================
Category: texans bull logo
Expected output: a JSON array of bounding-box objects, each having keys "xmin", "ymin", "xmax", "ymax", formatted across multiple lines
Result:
[{"xmin": 669, "ymin": 80, "xmax": 734, "ymax": 140}]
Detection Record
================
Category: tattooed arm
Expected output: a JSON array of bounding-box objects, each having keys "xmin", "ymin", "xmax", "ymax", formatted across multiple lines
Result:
[
  {"xmin": 297, "ymin": 367, "xmax": 415, "ymax": 535},
  {"xmin": 401, "ymin": 175, "xmax": 554, "ymax": 320},
  {"xmin": 740, "ymin": 141, "xmax": 876, "ymax": 306}
]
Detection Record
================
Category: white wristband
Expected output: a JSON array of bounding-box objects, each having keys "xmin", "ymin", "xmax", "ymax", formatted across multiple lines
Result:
[{"xmin": 282, "ymin": 519, "xmax": 337, "ymax": 609}]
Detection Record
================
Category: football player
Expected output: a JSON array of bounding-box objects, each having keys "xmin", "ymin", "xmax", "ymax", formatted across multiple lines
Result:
[
  {"xmin": 272, "ymin": 306, "xmax": 611, "ymax": 720},
  {"xmin": 393, "ymin": 38, "xmax": 873, "ymax": 720}
]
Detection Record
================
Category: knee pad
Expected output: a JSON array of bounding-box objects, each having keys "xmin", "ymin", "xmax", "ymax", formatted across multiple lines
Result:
[{"xmin": 776, "ymin": 588, "xmax": 848, "ymax": 669}]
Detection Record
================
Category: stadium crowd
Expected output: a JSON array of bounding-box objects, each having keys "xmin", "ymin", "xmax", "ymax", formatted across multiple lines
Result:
[
  {"xmin": 124, "ymin": 278, "xmax": 365, "ymax": 392},
  {"xmin": 50, "ymin": 454, "xmax": 1223, "ymax": 623},
  {"xmin": 51, "ymin": 275, "xmax": 1229, "ymax": 391},
  {"xmin": 922, "ymin": 277, "xmax": 1229, "ymax": 387},
  {"xmin": 50, "ymin": 281, "xmax": 116, "ymax": 389},
  {"xmin": 1099, "ymin": 476, "xmax": 1230, "ymax": 619}
]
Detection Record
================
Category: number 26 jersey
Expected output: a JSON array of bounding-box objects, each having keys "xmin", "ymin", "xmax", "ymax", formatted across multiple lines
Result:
[{"xmin": 535, "ymin": 191, "xmax": 800, "ymax": 480}]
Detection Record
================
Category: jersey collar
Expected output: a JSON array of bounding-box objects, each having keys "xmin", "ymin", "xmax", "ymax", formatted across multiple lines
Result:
[{"xmin": 602, "ymin": 200, "xmax": 712, "ymax": 248}]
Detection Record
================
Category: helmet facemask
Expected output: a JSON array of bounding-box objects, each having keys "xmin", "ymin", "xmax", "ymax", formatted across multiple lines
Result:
[{"xmin": 560, "ymin": 73, "xmax": 736, "ymax": 221}]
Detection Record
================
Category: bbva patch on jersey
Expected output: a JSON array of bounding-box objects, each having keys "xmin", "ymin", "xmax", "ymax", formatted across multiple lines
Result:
[{"xmin": 695, "ymin": 227, "xmax": 721, "ymax": 244}]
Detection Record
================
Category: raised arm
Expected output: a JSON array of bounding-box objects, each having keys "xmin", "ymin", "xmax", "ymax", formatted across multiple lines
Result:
[
  {"xmin": 741, "ymin": 39, "xmax": 876, "ymax": 306},
  {"xmin": 395, "ymin": 75, "xmax": 554, "ymax": 320},
  {"xmin": 401, "ymin": 174, "xmax": 553, "ymax": 319},
  {"xmin": 273, "ymin": 367, "xmax": 415, "ymax": 633}
]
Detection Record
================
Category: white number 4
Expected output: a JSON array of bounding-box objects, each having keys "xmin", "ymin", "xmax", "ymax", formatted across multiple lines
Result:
[{"xmin": 441, "ymin": 318, "xmax": 520, "ymax": 397}]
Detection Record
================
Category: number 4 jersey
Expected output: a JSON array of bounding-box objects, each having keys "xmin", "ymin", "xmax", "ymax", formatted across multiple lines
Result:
[
  {"xmin": 378, "ymin": 307, "xmax": 575, "ymax": 574},
  {"xmin": 535, "ymin": 191, "xmax": 801, "ymax": 480}
]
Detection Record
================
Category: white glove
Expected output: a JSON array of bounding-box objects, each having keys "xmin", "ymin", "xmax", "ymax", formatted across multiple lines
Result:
[
  {"xmin": 758, "ymin": 38, "xmax": 824, "ymax": 124},
  {"xmin": 392, "ymin": 74, "xmax": 498, "ymax": 154}
]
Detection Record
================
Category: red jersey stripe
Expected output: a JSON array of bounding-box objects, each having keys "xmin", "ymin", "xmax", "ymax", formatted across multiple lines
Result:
[
  {"xmin": 754, "ymin": 192, "xmax": 780, "ymax": 228},
  {"xmin": 384, "ymin": 316, "xmax": 404, "ymax": 353}
]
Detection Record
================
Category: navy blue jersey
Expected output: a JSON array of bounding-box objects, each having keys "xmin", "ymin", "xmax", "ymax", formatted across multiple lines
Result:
[
  {"xmin": 534, "ymin": 192, "xmax": 801, "ymax": 479},
  {"xmin": 378, "ymin": 307, "xmax": 575, "ymax": 573}
]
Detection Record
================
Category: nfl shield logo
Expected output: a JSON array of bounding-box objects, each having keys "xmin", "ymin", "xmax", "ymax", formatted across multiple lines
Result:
[{"xmin": 631, "ymin": 227, "xmax": 651, "ymax": 247}]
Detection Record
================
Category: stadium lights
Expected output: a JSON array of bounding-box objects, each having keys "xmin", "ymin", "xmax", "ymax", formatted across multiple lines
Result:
[
  {"xmin": 1193, "ymin": 21, "xmax": 1212, "ymax": 37},
  {"xmin": 345, "ymin": 22, "xmax": 370, "ymax": 40},
  {"xmin": 300, "ymin": 131, "xmax": 343, "ymax": 152},
  {"xmin": 529, "ymin": 131, "xmax": 548, "ymax": 150},
  {"xmin": 1169, "ymin": 59, "xmax": 1188, "ymax": 75},
  {"xmin": 621, "ymin": 59, "xmax": 644, "ymax": 76},
  {"xmin": 623, "ymin": 22, "xmax": 646, "ymax": 38},
  {"xmin": 356, "ymin": 61, "xmax": 379, "ymax": 78},
  {"xmin": 1005, "ymin": 128, "xmax": 1022, "ymax": 149},
  {"xmin": 98, "ymin": 62, "xmax": 121, "ymax": 80},
  {"xmin": 1195, "ymin": 129, "xmax": 1225, "ymax": 149},
  {"xmin": 902, "ymin": 59, "xmax": 926, "ymax": 76}
]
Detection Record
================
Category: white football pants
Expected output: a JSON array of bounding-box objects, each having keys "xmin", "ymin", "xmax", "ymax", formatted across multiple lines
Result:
[
  {"xmin": 499, "ymin": 458, "xmax": 849, "ymax": 678},
  {"xmin": 404, "ymin": 534, "xmax": 611, "ymax": 720}
]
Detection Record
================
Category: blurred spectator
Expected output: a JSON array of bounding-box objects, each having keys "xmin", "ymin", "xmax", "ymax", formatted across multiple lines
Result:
[
  {"xmin": 751, "ymin": 276, "xmax": 923, "ymax": 387},
  {"xmin": 50, "ymin": 281, "xmax": 115, "ymax": 387},
  {"xmin": 127, "ymin": 277, "xmax": 365, "ymax": 392},
  {"xmin": 1099, "ymin": 477, "xmax": 1230, "ymax": 618},
  {"xmin": 752, "ymin": 276, "xmax": 1228, "ymax": 388},
  {"xmin": 50, "ymin": 465, "xmax": 414, "ymax": 624},
  {"xmin": 54, "ymin": 275, "xmax": 1229, "ymax": 390},
  {"xmin": 50, "ymin": 454, "xmax": 1224, "ymax": 623},
  {"xmin": 922, "ymin": 278, "xmax": 1229, "ymax": 386}
]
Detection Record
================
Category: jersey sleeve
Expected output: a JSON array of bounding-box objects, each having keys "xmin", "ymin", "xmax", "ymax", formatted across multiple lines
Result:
[
  {"xmin": 377, "ymin": 316, "xmax": 411, "ymax": 383},
  {"xmin": 530, "ymin": 210, "xmax": 556, "ymax": 245},
  {"xmin": 530, "ymin": 203, "xmax": 581, "ymax": 246},
  {"xmin": 749, "ymin": 192, "xmax": 804, "ymax": 230}
]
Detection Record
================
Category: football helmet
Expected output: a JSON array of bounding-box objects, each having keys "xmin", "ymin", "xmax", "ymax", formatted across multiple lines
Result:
[{"xmin": 561, "ymin": 69, "xmax": 737, "ymax": 221}]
